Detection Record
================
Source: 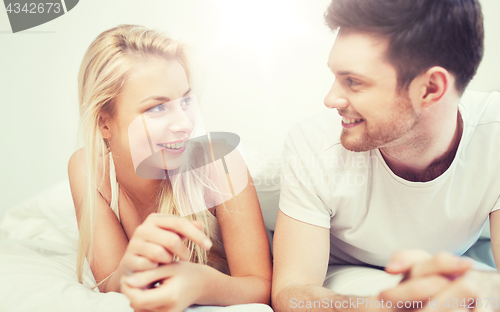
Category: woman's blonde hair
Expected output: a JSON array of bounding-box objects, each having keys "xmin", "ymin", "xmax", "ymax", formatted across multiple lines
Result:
[{"xmin": 76, "ymin": 24, "xmax": 226, "ymax": 285}]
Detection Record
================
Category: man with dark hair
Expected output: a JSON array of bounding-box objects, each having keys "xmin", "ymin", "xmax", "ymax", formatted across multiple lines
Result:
[{"xmin": 272, "ymin": 0, "xmax": 500, "ymax": 311}]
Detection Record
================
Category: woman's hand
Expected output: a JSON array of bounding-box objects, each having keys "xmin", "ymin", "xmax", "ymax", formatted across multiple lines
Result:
[
  {"xmin": 118, "ymin": 214, "xmax": 212, "ymax": 279},
  {"xmin": 121, "ymin": 261, "xmax": 211, "ymax": 312}
]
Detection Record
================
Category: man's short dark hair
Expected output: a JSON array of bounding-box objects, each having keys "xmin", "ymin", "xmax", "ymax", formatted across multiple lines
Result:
[{"xmin": 325, "ymin": 0, "xmax": 484, "ymax": 94}]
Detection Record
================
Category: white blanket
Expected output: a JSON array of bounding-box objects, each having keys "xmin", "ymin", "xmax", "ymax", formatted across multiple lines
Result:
[
  {"xmin": 0, "ymin": 181, "xmax": 274, "ymax": 312},
  {"xmin": 1, "ymin": 179, "xmax": 494, "ymax": 311},
  {"xmin": 0, "ymin": 180, "xmax": 133, "ymax": 312}
]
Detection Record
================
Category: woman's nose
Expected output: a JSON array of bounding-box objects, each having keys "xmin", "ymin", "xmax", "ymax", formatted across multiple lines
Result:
[
  {"xmin": 168, "ymin": 107, "xmax": 194, "ymax": 134},
  {"xmin": 324, "ymin": 80, "xmax": 349, "ymax": 109}
]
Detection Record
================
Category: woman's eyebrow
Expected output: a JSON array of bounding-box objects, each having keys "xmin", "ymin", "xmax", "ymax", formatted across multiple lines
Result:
[
  {"xmin": 139, "ymin": 88, "xmax": 192, "ymax": 105},
  {"xmin": 139, "ymin": 95, "xmax": 170, "ymax": 104}
]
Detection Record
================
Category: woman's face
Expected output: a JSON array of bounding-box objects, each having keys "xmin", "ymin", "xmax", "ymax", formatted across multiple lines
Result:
[{"xmin": 105, "ymin": 57, "xmax": 197, "ymax": 177}]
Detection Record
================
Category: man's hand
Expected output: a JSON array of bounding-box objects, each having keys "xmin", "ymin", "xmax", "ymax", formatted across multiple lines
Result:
[
  {"xmin": 384, "ymin": 250, "xmax": 472, "ymax": 281},
  {"xmin": 378, "ymin": 250, "xmax": 499, "ymax": 312}
]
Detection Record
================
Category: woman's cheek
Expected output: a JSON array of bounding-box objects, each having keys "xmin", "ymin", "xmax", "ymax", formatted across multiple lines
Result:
[{"xmin": 127, "ymin": 115, "xmax": 156, "ymax": 171}]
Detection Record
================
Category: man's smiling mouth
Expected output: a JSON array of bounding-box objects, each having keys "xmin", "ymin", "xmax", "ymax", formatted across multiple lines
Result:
[{"xmin": 342, "ymin": 117, "xmax": 364, "ymax": 124}]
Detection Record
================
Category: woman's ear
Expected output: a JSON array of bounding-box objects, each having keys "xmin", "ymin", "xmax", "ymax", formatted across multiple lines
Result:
[
  {"xmin": 99, "ymin": 113, "xmax": 112, "ymax": 139},
  {"xmin": 418, "ymin": 66, "xmax": 450, "ymax": 108}
]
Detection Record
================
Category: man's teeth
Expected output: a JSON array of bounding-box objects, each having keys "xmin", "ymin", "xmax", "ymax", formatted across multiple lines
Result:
[
  {"xmin": 159, "ymin": 141, "xmax": 185, "ymax": 149},
  {"xmin": 342, "ymin": 117, "xmax": 363, "ymax": 124}
]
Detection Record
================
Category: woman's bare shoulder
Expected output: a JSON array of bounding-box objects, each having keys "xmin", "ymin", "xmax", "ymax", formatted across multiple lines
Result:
[{"xmin": 68, "ymin": 147, "xmax": 112, "ymax": 209}]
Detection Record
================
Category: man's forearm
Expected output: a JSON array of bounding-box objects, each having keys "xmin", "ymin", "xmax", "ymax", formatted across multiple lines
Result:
[{"xmin": 273, "ymin": 283, "xmax": 367, "ymax": 312}]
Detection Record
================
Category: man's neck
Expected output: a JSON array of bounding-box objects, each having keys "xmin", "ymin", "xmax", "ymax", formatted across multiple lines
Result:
[{"xmin": 379, "ymin": 110, "xmax": 463, "ymax": 182}]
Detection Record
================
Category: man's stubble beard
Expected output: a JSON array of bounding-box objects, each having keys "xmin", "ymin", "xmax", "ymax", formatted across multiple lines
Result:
[{"xmin": 340, "ymin": 94, "xmax": 420, "ymax": 152}]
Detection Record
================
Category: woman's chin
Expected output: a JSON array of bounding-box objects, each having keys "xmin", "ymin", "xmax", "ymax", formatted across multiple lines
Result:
[
  {"xmin": 134, "ymin": 152, "xmax": 186, "ymax": 179},
  {"xmin": 153, "ymin": 163, "xmax": 183, "ymax": 172}
]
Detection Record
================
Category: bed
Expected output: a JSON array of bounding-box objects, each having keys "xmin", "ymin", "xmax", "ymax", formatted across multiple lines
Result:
[{"xmin": 0, "ymin": 178, "xmax": 495, "ymax": 311}]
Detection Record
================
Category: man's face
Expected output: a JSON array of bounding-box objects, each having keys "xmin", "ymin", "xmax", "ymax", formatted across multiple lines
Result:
[{"xmin": 325, "ymin": 30, "xmax": 420, "ymax": 152}]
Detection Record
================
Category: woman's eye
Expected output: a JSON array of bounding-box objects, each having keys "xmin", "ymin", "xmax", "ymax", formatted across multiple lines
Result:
[{"xmin": 146, "ymin": 103, "xmax": 166, "ymax": 114}]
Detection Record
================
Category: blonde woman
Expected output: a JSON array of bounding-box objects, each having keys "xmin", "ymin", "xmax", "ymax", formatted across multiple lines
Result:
[{"xmin": 68, "ymin": 24, "xmax": 272, "ymax": 312}]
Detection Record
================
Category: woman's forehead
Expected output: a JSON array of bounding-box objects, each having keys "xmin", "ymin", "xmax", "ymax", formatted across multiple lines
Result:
[{"xmin": 118, "ymin": 59, "xmax": 190, "ymax": 106}]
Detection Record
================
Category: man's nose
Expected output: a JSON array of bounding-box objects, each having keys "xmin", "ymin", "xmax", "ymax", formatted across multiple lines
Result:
[{"xmin": 324, "ymin": 80, "xmax": 349, "ymax": 109}]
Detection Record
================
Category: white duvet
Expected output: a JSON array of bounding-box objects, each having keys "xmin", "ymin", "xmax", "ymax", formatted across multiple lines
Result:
[
  {"xmin": 0, "ymin": 181, "xmax": 273, "ymax": 312},
  {"xmin": 1, "ymin": 179, "xmax": 494, "ymax": 312},
  {"xmin": 0, "ymin": 180, "xmax": 133, "ymax": 312}
]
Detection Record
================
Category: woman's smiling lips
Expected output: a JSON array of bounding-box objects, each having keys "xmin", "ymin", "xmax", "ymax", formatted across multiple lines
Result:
[
  {"xmin": 339, "ymin": 113, "xmax": 365, "ymax": 129},
  {"xmin": 157, "ymin": 139, "xmax": 187, "ymax": 154}
]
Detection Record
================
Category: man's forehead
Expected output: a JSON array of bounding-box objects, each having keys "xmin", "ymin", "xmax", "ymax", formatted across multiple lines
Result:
[{"xmin": 328, "ymin": 29, "xmax": 392, "ymax": 75}]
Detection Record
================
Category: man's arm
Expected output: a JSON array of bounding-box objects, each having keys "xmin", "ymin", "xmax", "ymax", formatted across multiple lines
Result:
[
  {"xmin": 272, "ymin": 210, "xmax": 364, "ymax": 312},
  {"xmin": 489, "ymin": 209, "xmax": 500, "ymax": 269}
]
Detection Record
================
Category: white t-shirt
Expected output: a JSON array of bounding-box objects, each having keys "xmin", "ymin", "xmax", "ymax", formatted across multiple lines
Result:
[{"xmin": 279, "ymin": 90, "xmax": 500, "ymax": 267}]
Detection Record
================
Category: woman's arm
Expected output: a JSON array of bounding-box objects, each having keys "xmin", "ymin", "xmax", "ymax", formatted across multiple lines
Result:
[
  {"xmin": 199, "ymin": 146, "xmax": 273, "ymax": 304},
  {"xmin": 68, "ymin": 148, "xmax": 129, "ymax": 292},
  {"xmin": 208, "ymin": 168, "xmax": 272, "ymax": 305},
  {"xmin": 120, "ymin": 168, "xmax": 272, "ymax": 311},
  {"xmin": 69, "ymin": 148, "xmax": 213, "ymax": 294}
]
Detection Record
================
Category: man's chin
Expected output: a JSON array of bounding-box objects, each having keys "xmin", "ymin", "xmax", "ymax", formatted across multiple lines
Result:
[{"xmin": 340, "ymin": 135, "xmax": 376, "ymax": 152}]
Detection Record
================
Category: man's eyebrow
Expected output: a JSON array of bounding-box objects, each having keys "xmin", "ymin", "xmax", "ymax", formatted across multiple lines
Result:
[
  {"xmin": 334, "ymin": 70, "xmax": 370, "ymax": 80},
  {"xmin": 139, "ymin": 87, "xmax": 191, "ymax": 104},
  {"xmin": 337, "ymin": 70, "xmax": 357, "ymax": 76},
  {"xmin": 326, "ymin": 63, "xmax": 364, "ymax": 78}
]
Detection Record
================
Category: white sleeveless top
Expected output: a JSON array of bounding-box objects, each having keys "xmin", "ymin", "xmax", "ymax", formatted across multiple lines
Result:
[
  {"xmin": 108, "ymin": 152, "xmax": 229, "ymax": 272},
  {"xmin": 108, "ymin": 152, "xmax": 121, "ymax": 221}
]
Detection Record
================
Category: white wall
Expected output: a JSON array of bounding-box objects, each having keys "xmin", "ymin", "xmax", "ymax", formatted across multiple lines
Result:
[
  {"xmin": 469, "ymin": 0, "xmax": 500, "ymax": 92},
  {"xmin": 0, "ymin": 0, "xmax": 499, "ymax": 222}
]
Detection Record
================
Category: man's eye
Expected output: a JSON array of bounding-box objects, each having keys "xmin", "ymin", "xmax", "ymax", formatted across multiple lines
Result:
[
  {"xmin": 180, "ymin": 96, "xmax": 192, "ymax": 107},
  {"xmin": 347, "ymin": 78, "xmax": 361, "ymax": 87},
  {"xmin": 146, "ymin": 103, "xmax": 166, "ymax": 113}
]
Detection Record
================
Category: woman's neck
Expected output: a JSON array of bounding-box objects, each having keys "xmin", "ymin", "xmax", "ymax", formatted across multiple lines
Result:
[{"xmin": 110, "ymin": 151, "xmax": 162, "ymax": 216}]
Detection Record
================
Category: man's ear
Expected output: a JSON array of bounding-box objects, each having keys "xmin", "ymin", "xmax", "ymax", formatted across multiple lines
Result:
[
  {"xmin": 99, "ymin": 113, "xmax": 112, "ymax": 139},
  {"xmin": 418, "ymin": 66, "xmax": 450, "ymax": 108}
]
